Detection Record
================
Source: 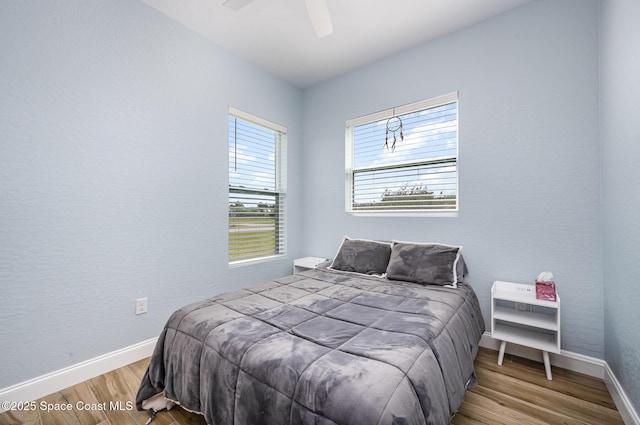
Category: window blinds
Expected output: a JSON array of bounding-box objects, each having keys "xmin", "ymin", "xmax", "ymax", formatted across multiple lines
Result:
[
  {"xmin": 228, "ymin": 108, "xmax": 286, "ymax": 263},
  {"xmin": 346, "ymin": 93, "xmax": 458, "ymax": 213}
]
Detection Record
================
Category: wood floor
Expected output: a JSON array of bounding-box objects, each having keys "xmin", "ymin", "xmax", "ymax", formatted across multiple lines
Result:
[
  {"xmin": 0, "ymin": 347, "xmax": 624, "ymax": 425},
  {"xmin": 452, "ymin": 348, "xmax": 624, "ymax": 425}
]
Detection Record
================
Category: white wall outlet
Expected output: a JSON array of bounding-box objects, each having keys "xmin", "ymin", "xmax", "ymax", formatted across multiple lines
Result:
[{"xmin": 135, "ymin": 298, "xmax": 148, "ymax": 315}]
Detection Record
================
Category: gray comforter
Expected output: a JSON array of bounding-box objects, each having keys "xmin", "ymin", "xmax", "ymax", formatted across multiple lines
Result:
[{"xmin": 136, "ymin": 267, "xmax": 485, "ymax": 425}]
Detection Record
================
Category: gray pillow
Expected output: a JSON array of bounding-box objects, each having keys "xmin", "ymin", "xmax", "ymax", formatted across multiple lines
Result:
[
  {"xmin": 456, "ymin": 255, "xmax": 468, "ymax": 281},
  {"xmin": 386, "ymin": 241, "xmax": 463, "ymax": 286},
  {"xmin": 329, "ymin": 237, "xmax": 392, "ymax": 275}
]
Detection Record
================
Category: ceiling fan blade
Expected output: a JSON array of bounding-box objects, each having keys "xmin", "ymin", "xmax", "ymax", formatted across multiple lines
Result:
[
  {"xmin": 305, "ymin": 0, "xmax": 333, "ymax": 38},
  {"xmin": 222, "ymin": 0, "xmax": 255, "ymax": 12}
]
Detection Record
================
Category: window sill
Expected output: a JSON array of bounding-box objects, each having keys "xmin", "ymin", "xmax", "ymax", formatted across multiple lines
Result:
[
  {"xmin": 228, "ymin": 254, "xmax": 287, "ymax": 269},
  {"xmin": 346, "ymin": 211, "xmax": 458, "ymax": 218}
]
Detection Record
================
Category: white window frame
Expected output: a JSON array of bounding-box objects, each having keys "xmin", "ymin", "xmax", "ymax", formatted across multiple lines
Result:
[
  {"xmin": 228, "ymin": 107, "xmax": 287, "ymax": 266},
  {"xmin": 345, "ymin": 92, "xmax": 459, "ymax": 216}
]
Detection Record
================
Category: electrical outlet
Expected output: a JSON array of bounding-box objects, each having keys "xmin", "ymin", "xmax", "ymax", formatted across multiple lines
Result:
[{"xmin": 135, "ymin": 298, "xmax": 148, "ymax": 315}]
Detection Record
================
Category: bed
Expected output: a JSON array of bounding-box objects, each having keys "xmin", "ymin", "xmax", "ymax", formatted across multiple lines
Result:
[{"xmin": 136, "ymin": 238, "xmax": 485, "ymax": 425}]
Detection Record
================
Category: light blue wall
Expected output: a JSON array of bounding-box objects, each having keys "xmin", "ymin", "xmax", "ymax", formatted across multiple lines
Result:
[
  {"xmin": 0, "ymin": 0, "xmax": 302, "ymax": 388},
  {"xmin": 600, "ymin": 0, "xmax": 640, "ymax": 414},
  {"xmin": 301, "ymin": 0, "xmax": 603, "ymax": 358}
]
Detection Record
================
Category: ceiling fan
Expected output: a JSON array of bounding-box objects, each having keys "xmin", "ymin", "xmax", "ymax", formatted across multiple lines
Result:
[{"xmin": 222, "ymin": 0, "xmax": 334, "ymax": 38}]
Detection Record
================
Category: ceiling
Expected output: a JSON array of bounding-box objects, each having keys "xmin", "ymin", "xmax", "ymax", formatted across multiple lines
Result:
[{"xmin": 142, "ymin": 0, "xmax": 533, "ymax": 88}]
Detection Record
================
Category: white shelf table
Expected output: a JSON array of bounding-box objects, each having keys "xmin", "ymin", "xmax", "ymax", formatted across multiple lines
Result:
[
  {"xmin": 491, "ymin": 280, "xmax": 560, "ymax": 380},
  {"xmin": 293, "ymin": 257, "xmax": 328, "ymax": 274}
]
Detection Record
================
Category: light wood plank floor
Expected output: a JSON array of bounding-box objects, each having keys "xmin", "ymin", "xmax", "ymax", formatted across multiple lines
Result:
[
  {"xmin": 0, "ymin": 347, "xmax": 624, "ymax": 425},
  {"xmin": 453, "ymin": 348, "xmax": 624, "ymax": 424}
]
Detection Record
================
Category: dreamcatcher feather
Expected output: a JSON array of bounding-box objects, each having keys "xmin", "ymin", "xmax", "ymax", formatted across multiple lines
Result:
[{"xmin": 384, "ymin": 113, "xmax": 404, "ymax": 152}]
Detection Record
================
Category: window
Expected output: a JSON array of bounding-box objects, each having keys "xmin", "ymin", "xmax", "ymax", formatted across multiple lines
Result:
[
  {"xmin": 228, "ymin": 107, "xmax": 286, "ymax": 264},
  {"xmin": 345, "ymin": 92, "xmax": 458, "ymax": 214}
]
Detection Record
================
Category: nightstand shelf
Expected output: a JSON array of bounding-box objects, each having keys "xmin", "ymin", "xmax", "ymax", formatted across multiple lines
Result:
[
  {"xmin": 493, "ymin": 305, "xmax": 559, "ymax": 331},
  {"xmin": 492, "ymin": 322, "xmax": 558, "ymax": 353},
  {"xmin": 491, "ymin": 280, "xmax": 560, "ymax": 380}
]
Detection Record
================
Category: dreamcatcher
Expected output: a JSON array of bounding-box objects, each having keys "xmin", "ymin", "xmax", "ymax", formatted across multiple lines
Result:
[{"xmin": 383, "ymin": 110, "xmax": 404, "ymax": 152}]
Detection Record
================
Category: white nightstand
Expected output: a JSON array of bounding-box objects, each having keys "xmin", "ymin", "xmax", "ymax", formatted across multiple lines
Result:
[
  {"xmin": 293, "ymin": 257, "xmax": 328, "ymax": 274},
  {"xmin": 491, "ymin": 280, "xmax": 561, "ymax": 380}
]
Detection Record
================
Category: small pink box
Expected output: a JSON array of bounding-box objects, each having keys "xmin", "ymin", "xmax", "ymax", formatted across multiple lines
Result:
[{"xmin": 535, "ymin": 281, "xmax": 556, "ymax": 302}]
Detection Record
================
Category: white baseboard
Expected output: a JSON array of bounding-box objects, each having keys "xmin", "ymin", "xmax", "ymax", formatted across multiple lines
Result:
[
  {"xmin": 480, "ymin": 332, "xmax": 639, "ymax": 425},
  {"xmin": 479, "ymin": 333, "xmax": 605, "ymax": 378},
  {"xmin": 0, "ymin": 338, "xmax": 157, "ymax": 413},
  {"xmin": 605, "ymin": 363, "xmax": 640, "ymax": 425}
]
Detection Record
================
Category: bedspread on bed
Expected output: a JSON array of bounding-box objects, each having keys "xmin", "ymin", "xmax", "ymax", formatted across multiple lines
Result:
[{"xmin": 136, "ymin": 268, "xmax": 485, "ymax": 425}]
